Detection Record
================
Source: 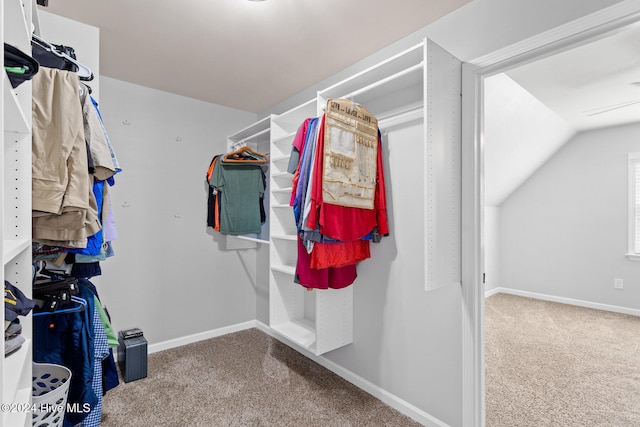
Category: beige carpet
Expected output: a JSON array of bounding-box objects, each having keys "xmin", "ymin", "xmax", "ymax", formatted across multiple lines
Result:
[
  {"xmin": 101, "ymin": 328, "xmax": 421, "ymax": 427},
  {"xmin": 485, "ymin": 293, "xmax": 640, "ymax": 427}
]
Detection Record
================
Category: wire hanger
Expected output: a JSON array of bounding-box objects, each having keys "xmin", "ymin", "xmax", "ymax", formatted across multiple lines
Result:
[{"xmin": 31, "ymin": 33, "xmax": 94, "ymax": 81}]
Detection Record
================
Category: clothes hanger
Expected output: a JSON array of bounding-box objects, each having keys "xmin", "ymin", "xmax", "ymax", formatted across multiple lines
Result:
[
  {"xmin": 32, "ymin": 296, "xmax": 87, "ymax": 316},
  {"xmin": 222, "ymin": 146, "xmax": 269, "ymax": 164},
  {"xmin": 31, "ymin": 33, "xmax": 94, "ymax": 81}
]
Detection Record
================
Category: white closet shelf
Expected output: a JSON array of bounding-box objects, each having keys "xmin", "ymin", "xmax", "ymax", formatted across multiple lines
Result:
[
  {"xmin": 3, "ymin": 239, "xmax": 31, "ymax": 265},
  {"xmin": 271, "ymin": 234, "xmax": 296, "ymax": 241},
  {"xmin": 4, "ymin": 0, "xmax": 31, "ymax": 48},
  {"xmin": 271, "ymin": 99, "xmax": 316, "ymax": 131},
  {"xmin": 272, "ymin": 172, "xmax": 292, "ymax": 178},
  {"xmin": 270, "ymin": 155, "xmax": 290, "ymax": 163},
  {"xmin": 336, "ymin": 62, "xmax": 423, "ymax": 101},
  {"xmin": 271, "ymin": 204, "xmax": 293, "ymax": 209},
  {"xmin": 233, "ymin": 235, "xmax": 270, "ymax": 245},
  {"xmin": 271, "ymin": 320, "xmax": 316, "ymax": 350},
  {"xmin": 272, "ymin": 187, "xmax": 293, "ymax": 194},
  {"xmin": 2, "ymin": 339, "xmax": 31, "ymax": 402},
  {"xmin": 319, "ymin": 41, "xmax": 424, "ymax": 101},
  {"xmin": 228, "ymin": 115, "xmax": 272, "ymax": 142},
  {"xmin": 3, "ymin": 388, "xmax": 30, "ymax": 426},
  {"xmin": 3, "ymin": 75, "xmax": 30, "ymax": 137},
  {"xmin": 271, "ymin": 265, "xmax": 295, "ymax": 275},
  {"xmin": 271, "ymin": 131, "xmax": 297, "ymax": 144}
]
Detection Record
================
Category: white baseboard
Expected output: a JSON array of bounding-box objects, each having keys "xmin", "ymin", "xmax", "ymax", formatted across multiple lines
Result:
[
  {"xmin": 147, "ymin": 320, "xmax": 257, "ymax": 355},
  {"xmin": 255, "ymin": 321, "xmax": 449, "ymax": 427},
  {"xmin": 484, "ymin": 286, "xmax": 501, "ymax": 298},
  {"xmin": 486, "ymin": 287, "xmax": 640, "ymax": 317}
]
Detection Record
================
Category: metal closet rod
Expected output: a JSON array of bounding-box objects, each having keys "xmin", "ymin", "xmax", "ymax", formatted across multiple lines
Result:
[{"xmin": 335, "ymin": 62, "xmax": 424, "ymax": 102}]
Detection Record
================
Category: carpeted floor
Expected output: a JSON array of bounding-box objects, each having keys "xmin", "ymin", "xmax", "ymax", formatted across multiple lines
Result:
[
  {"xmin": 485, "ymin": 293, "xmax": 640, "ymax": 427},
  {"xmin": 101, "ymin": 328, "xmax": 421, "ymax": 427}
]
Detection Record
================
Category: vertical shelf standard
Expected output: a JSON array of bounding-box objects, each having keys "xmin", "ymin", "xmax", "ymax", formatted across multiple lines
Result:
[{"xmin": 2, "ymin": 1, "xmax": 35, "ymax": 426}]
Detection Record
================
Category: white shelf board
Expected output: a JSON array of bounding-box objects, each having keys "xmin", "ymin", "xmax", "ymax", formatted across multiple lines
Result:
[
  {"xmin": 318, "ymin": 41, "xmax": 424, "ymax": 100},
  {"xmin": 234, "ymin": 235, "xmax": 270, "ymax": 245},
  {"xmin": 271, "ymin": 234, "xmax": 297, "ymax": 241},
  {"xmin": 272, "ymin": 187, "xmax": 293, "ymax": 194},
  {"xmin": 272, "ymin": 98, "xmax": 316, "ymax": 130},
  {"xmin": 228, "ymin": 115, "xmax": 272, "ymax": 142},
  {"xmin": 272, "ymin": 319, "xmax": 316, "ymax": 350},
  {"xmin": 3, "ymin": 74, "xmax": 30, "ymax": 137},
  {"xmin": 272, "ymin": 172, "xmax": 292, "ymax": 178},
  {"xmin": 4, "ymin": 0, "xmax": 30, "ymax": 47},
  {"xmin": 3, "ymin": 339, "xmax": 30, "ymax": 401},
  {"xmin": 271, "ymin": 264, "xmax": 295, "ymax": 275},
  {"xmin": 270, "ymin": 154, "xmax": 289, "ymax": 163},
  {"xmin": 3, "ymin": 239, "xmax": 31, "ymax": 266},
  {"xmin": 271, "ymin": 131, "xmax": 297, "ymax": 145},
  {"xmin": 3, "ymin": 386, "xmax": 30, "ymax": 427}
]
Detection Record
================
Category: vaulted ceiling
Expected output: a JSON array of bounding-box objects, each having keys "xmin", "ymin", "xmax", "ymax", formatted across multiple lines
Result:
[{"xmin": 485, "ymin": 21, "xmax": 640, "ymax": 206}]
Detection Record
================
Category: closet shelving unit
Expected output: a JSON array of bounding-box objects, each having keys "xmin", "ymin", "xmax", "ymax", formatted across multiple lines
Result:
[
  {"xmin": 223, "ymin": 115, "xmax": 273, "ymax": 250},
  {"xmin": 266, "ymin": 41, "xmax": 428, "ymax": 356},
  {"xmin": 2, "ymin": 1, "xmax": 35, "ymax": 425},
  {"xmin": 226, "ymin": 38, "xmax": 458, "ymax": 355}
]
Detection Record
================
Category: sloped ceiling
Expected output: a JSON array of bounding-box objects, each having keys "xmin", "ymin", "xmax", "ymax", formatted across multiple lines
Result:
[
  {"xmin": 484, "ymin": 74, "xmax": 576, "ymax": 207},
  {"xmin": 485, "ymin": 21, "xmax": 640, "ymax": 207}
]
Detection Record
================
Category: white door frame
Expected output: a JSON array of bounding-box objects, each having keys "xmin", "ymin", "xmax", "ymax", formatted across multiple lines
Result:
[{"xmin": 460, "ymin": 2, "xmax": 640, "ymax": 426}]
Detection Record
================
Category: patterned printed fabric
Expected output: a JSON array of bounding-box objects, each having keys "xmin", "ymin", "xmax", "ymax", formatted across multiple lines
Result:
[
  {"xmin": 322, "ymin": 99, "xmax": 379, "ymax": 210},
  {"xmin": 81, "ymin": 305, "xmax": 109, "ymax": 427}
]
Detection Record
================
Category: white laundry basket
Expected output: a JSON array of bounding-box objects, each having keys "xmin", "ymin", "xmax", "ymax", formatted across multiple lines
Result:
[{"xmin": 32, "ymin": 362, "xmax": 72, "ymax": 427}]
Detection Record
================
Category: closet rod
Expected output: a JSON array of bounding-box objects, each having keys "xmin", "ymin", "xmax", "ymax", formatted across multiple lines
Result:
[
  {"xmin": 379, "ymin": 106, "xmax": 424, "ymax": 133},
  {"xmin": 338, "ymin": 62, "xmax": 424, "ymax": 101},
  {"xmin": 320, "ymin": 40, "xmax": 425, "ymax": 94}
]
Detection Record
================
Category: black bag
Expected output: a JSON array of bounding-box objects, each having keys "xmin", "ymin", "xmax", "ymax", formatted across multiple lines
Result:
[{"xmin": 4, "ymin": 43, "xmax": 40, "ymax": 88}]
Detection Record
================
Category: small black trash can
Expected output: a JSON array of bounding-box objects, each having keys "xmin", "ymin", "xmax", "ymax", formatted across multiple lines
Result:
[{"xmin": 117, "ymin": 328, "xmax": 148, "ymax": 383}]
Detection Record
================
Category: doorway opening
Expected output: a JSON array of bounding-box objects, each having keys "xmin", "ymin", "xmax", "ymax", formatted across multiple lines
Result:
[{"xmin": 461, "ymin": 7, "xmax": 640, "ymax": 426}]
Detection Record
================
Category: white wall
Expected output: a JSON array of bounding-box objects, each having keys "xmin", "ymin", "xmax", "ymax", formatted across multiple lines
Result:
[
  {"xmin": 323, "ymin": 123, "xmax": 463, "ymax": 425},
  {"xmin": 93, "ymin": 77, "xmax": 258, "ymax": 344},
  {"xmin": 484, "ymin": 207, "xmax": 500, "ymax": 293},
  {"xmin": 500, "ymin": 122, "xmax": 640, "ymax": 309},
  {"xmin": 38, "ymin": 11, "xmax": 100, "ymax": 101}
]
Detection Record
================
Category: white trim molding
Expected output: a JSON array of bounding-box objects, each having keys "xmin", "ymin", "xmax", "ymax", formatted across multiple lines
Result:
[
  {"xmin": 255, "ymin": 322, "xmax": 450, "ymax": 427},
  {"xmin": 147, "ymin": 321, "xmax": 257, "ymax": 355},
  {"xmin": 628, "ymin": 152, "xmax": 640, "ymax": 259},
  {"xmin": 471, "ymin": 0, "xmax": 640, "ymax": 68},
  {"xmin": 485, "ymin": 288, "xmax": 640, "ymax": 318}
]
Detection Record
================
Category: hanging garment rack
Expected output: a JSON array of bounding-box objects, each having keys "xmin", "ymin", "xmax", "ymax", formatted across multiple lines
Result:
[
  {"xmin": 31, "ymin": 33, "xmax": 94, "ymax": 81},
  {"xmin": 341, "ymin": 62, "xmax": 424, "ymax": 100}
]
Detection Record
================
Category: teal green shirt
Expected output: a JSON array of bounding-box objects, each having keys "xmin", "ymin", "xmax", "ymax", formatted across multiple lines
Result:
[{"xmin": 210, "ymin": 163, "xmax": 264, "ymax": 235}]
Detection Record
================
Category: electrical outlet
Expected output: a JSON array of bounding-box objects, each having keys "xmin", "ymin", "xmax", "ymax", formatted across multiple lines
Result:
[{"xmin": 614, "ymin": 278, "xmax": 624, "ymax": 290}]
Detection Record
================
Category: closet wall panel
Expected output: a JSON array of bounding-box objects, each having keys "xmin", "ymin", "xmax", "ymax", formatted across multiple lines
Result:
[{"xmin": 2, "ymin": 1, "xmax": 35, "ymax": 425}]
